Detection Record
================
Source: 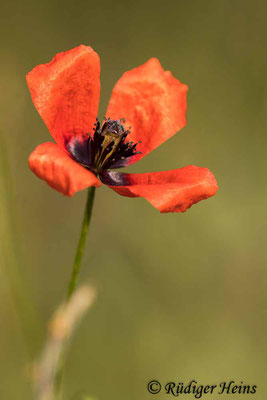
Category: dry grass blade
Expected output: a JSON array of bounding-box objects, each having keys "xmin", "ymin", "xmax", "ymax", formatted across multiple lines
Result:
[{"xmin": 34, "ymin": 285, "xmax": 97, "ymax": 400}]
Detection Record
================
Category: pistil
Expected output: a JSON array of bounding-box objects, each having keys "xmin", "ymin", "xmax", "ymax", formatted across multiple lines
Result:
[{"xmin": 67, "ymin": 118, "xmax": 141, "ymax": 174}]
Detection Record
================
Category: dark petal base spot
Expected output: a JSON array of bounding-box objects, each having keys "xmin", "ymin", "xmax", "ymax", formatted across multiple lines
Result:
[{"xmin": 100, "ymin": 170, "xmax": 130, "ymax": 186}]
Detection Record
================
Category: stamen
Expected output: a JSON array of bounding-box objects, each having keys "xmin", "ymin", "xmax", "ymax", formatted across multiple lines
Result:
[{"xmin": 67, "ymin": 118, "xmax": 141, "ymax": 174}]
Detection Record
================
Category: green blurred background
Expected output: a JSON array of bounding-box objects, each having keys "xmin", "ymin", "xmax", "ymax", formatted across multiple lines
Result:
[{"xmin": 0, "ymin": 0, "xmax": 266, "ymax": 399}]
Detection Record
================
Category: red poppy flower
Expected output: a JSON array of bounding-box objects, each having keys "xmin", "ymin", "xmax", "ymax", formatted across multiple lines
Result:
[{"xmin": 27, "ymin": 45, "xmax": 218, "ymax": 213}]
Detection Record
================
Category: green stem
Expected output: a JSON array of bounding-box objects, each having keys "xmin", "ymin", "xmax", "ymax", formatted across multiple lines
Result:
[
  {"xmin": 54, "ymin": 186, "xmax": 96, "ymax": 399},
  {"xmin": 67, "ymin": 186, "xmax": 96, "ymax": 300}
]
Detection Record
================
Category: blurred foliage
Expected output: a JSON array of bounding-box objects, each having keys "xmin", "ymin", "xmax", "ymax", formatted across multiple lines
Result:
[
  {"xmin": 71, "ymin": 395, "xmax": 95, "ymax": 400},
  {"xmin": 0, "ymin": 0, "xmax": 266, "ymax": 399}
]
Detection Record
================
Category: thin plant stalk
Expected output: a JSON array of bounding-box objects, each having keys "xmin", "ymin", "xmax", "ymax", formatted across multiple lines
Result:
[
  {"xmin": 55, "ymin": 186, "xmax": 96, "ymax": 399},
  {"xmin": 67, "ymin": 186, "xmax": 96, "ymax": 300}
]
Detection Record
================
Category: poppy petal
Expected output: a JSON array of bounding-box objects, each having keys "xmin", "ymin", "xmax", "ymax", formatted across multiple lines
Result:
[
  {"xmin": 101, "ymin": 166, "xmax": 218, "ymax": 213},
  {"xmin": 26, "ymin": 45, "xmax": 100, "ymax": 148},
  {"xmin": 29, "ymin": 142, "xmax": 101, "ymax": 196},
  {"xmin": 106, "ymin": 58, "xmax": 188, "ymax": 164}
]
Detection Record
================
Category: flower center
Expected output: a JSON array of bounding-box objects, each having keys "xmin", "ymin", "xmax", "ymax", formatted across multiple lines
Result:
[{"xmin": 67, "ymin": 118, "xmax": 141, "ymax": 174}]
